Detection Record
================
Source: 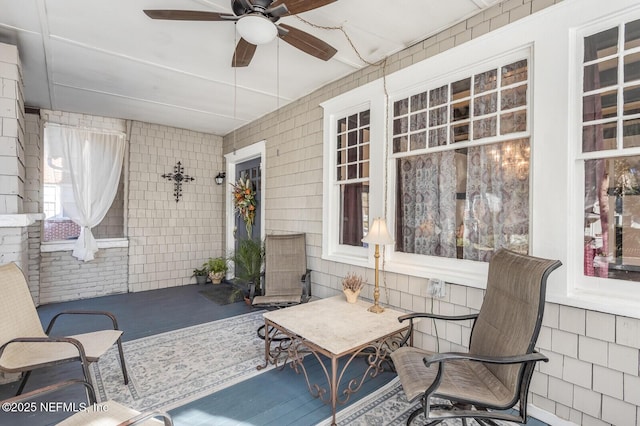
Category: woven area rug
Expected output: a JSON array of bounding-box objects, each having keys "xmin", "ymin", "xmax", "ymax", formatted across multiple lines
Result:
[
  {"xmin": 90, "ymin": 311, "xmax": 270, "ymax": 412},
  {"xmin": 321, "ymin": 377, "xmax": 520, "ymax": 426}
]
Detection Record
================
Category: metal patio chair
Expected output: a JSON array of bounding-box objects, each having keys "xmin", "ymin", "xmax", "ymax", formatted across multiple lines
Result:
[
  {"xmin": 251, "ymin": 233, "xmax": 311, "ymax": 340},
  {"xmin": 252, "ymin": 233, "xmax": 311, "ymax": 308},
  {"xmin": 0, "ymin": 262, "xmax": 128, "ymax": 396},
  {"xmin": 390, "ymin": 249, "xmax": 562, "ymax": 425}
]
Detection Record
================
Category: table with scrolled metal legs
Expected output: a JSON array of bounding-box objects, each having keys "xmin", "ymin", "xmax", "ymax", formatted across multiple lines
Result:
[{"xmin": 257, "ymin": 296, "xmax": 411, "ymax": 426}]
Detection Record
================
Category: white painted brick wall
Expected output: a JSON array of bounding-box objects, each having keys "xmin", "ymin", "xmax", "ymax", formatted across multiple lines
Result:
[{"xmin": 39, "ymin": 247, "xmax": 127, "ymax": 303}]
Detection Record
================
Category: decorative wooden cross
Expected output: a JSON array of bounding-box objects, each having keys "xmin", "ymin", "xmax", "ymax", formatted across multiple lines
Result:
[{"xmin": 161, "ymin": 161, "xmax": 195, "ymax": 202}]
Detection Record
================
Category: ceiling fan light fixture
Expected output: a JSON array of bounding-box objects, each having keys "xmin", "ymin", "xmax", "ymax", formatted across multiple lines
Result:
[{"xmin": 236, "ymin": 14, "xmax": 277, "ymax": 45}]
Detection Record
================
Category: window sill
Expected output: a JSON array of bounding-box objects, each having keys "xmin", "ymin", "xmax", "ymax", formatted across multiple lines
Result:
[
  {"xmin": 40, "ymin": 238, "xmax": 129, "ymax": 252},
  {"xmin": 547, "ymin": 289, "xmax": 640, "ymax": 319},
  {"xmin": 0, "ymin": 213, "xmax": 45, "ymax": 227}
]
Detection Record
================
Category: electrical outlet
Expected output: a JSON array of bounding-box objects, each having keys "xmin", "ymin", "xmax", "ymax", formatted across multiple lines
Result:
[{"xmin": 428, "ymin": 278, "xmax": 446, "ymax": 298}]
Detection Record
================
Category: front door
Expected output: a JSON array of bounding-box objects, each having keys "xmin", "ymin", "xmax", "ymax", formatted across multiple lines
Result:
[{"xmin": 234, "ymin": 157, "xmax": 262, "ymax": 243}]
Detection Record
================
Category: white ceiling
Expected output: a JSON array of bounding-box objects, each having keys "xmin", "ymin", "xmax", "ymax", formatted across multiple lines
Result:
[{"xmin": 0, "ymin": 0, "xmax": 502, "ymax": 136}]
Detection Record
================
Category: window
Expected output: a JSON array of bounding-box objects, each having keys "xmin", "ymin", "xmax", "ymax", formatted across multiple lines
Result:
[
  {"xmin": 43, "ymin": 126, "xmax": 126, "ymax": 243},
  {"xmin": 337, "ymin": 110, "xmax": 370, "ymax": 246},
  {"xmin": 581, "ymin": 18, "xmax": 640, "ymax": 281},
  {"xmin": 392, "ymin": 59, "xmax": 531, "ymax": 262}
]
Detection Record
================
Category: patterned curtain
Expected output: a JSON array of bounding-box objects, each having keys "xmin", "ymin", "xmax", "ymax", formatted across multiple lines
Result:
[
  {"xmin": 464, "ymin": 140, "xmax": 529, "ymax": 261},
  {"xmin": 398, "ymin": 151, "xmax": 457, "ymax": 257}
]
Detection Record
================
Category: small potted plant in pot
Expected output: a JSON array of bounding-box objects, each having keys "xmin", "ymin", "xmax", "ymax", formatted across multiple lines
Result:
[
  {"xmin": 192, "ymin": 266, "xmax": 208, "ymax": 285},
  {"xmin": 342, "ymin": 272, "xmax": 365, "ymax": 303},
  {"xmin": 205, "ymin": 256, "xmax": 228, "ymax": 285}
]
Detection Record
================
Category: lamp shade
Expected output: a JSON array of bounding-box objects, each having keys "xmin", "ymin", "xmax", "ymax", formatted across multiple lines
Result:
[
  {"xmin": 362, "ymin": 218, "xmax": 394, "ymax": 245},
  {"xmin": 236, "ymin": 14, "xmax": 278, "ymax": 45}
]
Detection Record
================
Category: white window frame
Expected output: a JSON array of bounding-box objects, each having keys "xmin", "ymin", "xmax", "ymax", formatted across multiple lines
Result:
[
  {"xmin": 321, "ymin": 82, "xmax": 386, "ymax": 267},
  {"xmin": 569, "ymin": 10, "xmax": 640, "ymax": 311},
  {"xmin": 385, "ymin": 49, "xmax": 532, "ymax": 288}
]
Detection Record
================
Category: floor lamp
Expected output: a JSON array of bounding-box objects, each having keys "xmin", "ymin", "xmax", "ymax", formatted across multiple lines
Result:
[{"xmin": 362, "ymin": 218, "xmax": 394, "ymax": 313}]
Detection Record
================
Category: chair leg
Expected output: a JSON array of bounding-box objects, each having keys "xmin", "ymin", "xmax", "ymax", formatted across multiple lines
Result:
[
  {"xmin": 116, "ymin": 338, "xmax": 129, "ymax": 384},
  {"xmin": 15, "ymin": 370, "xmax": 31, "ymax": 396}
]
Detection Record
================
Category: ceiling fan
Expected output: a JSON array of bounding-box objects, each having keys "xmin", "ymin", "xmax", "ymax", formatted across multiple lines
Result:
[{"xmin": 144, "ymin": 0, "xmax": 338, "ymax": 67}]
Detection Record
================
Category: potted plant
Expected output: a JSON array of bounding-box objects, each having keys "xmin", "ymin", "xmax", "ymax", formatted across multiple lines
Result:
[
  {"xmin": 205, "ymin": 256, "xmax": 228, "ymax": 285},
  {"xmin": 230, "ymin": 238, "xmax": 264, "ymax": 303},
  {"xmin": 342, "ymin": 272, "xmax": 365, "ymax": 303},
  {"xmin": 192, "ymin": 266, "xmax": 208, "ymax": 285}
]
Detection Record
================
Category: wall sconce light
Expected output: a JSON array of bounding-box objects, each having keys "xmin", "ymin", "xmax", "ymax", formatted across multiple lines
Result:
[{"xmin": 215, "ymin": 172, "xmax": 226, "ymax": 185}]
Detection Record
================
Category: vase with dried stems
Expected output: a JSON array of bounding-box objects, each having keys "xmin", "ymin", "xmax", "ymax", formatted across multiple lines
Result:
[{"xmin": 342, "ymin": 273, "xmax": 365, "ymax": 303}]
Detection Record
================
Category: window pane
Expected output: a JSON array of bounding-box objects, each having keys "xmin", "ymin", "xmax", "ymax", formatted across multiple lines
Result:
[
  {"xmin": 500, "ymin": 110, "xmax": 527, "ymax": 134},
  {"xmin": 430, "ymin": 106, "xmax": 447, "ymax": 126},
  {"xmin": 583, "ymin": 90, "xmax": 618, "ymax": 121},
  {"xmin": 625, "ymin": 19, "xmax": 640, "ymax": 50},
  {"xmin": 584, "ymin": 156, "xmax": 640, "ymax": 281},
  {"xmin": 410, "ymin": 132, "xmax": 427, "ymax": 150},
  {"xmin": 623, "ymin": 118, "xmax": 640, "ymax": 148},
  {"xmin": 584, "ymin": 27, "xmax": 619, "ymax": 62},
  {"xmin": 624, "ymin": 85, "xmax": 640, "ymax": 115},
  {"xmin": 429, "ymin": 85, "xmax": 448, "ymax": 106},
  {"xmin": 359, "ymin": 110, "xmax": 370, "ymax": 126},
  {"xmin": 582, "ymin": 122, "xmax": 618, "ymax": 152},
  {"xmin": 474, "ymin": 69, "xmax": 497, "ymax": 93},
  {"xmin": 394, "ymin": 117, "xmax": 408, "ymax": 134},
  {"xmin": 452, "ymin": 78, "xmax": 471, "ymax": 101},
  {"xmin": 394, "ymin": 99, "xmax": 409, "ymax": 116},
  {"xmin": 473, "ymin": 93, "xmax": 497, "ymax": 117},
  {"xmin": 452, "ymin": 124, "xmax": 470, "ymax": 143},
  {"xmin": 429, "ymin": 128, "xmax": 447, "ymax": 147},
  {"xmin": 501, "ymin": 85, "xmax": 527, "ymax": 111},
  {"xmin": 473, "ymin": 117, "xmax": 497, "ymax": 139},
  {"xmin": 451, "ymin": 101, "xmax": 470, "ymax": 122},
  {"xmin": 584, "ymin": 59, "xmax": 618, "ymax": 91},
  {"xmin": 624, "ymin": 52, "xmax": 640, "ymax": 83},
  {"xmin": 394, "ymin": 136, "xmax": 408, "ymax": 153},
  {"xmin": 411, "ymin": 92, "xmax": 428, "ymax": 110},
  {"xmin": 501, "ymin": 60, "xmax": 528, "ymax": 86},
  {"xmin": 410, "ymin": 111, "xmax": 427, "ymax": 131},
  {"xmin": 348, "ymin": 114, "xmax": 358, "ymax": 130},
  {"xmin": 340, "ymin": 182, "xmax": 369, "ymax": 246},
  {"xmin": 338, "ymin": 118, "xmax": 346, "ymax": 132}
]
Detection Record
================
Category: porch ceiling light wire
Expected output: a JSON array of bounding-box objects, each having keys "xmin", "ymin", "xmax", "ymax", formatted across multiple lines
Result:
[{"xmin": 294, "ymin": 14, "xmax": 392, "ymax": 304}]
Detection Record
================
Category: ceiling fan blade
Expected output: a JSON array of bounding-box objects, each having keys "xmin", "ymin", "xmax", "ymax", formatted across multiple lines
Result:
[
  {"xmin": 278, "ymin": 23, "xmax": 337, "ymax": 61},
  {"xmin": 265, "ymin": 4, "xmax": 289, "ymax": 18},
  {"xmin": 232, "ymin": 38, "xmax": 257, "ymax": 67},
  {"xmin": 143, "ymin": 10, "xmax": 235, "ymax": 21},
  {"xmin": 271, "ymin": 0, "xmax": 336, "ymax": 15}
]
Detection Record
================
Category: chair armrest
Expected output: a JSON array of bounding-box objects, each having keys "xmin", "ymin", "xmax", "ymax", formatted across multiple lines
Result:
[
  {"xmin": 119, "ymin": 411, "xmax": 173, "ymax": 426},
  {"xmin": 0, "ymin": 336, "xmax": 89, "ymax": 362},
  {"xmin": 0, "ymin": 379, "xmax": 96, "ymax": 405},
  {"xmin": 424, "ymin": 351, "xmax": 549, "ymax": 367},
  {"xmin": 398, "ymin": 312, "xmax": 478, "ymax": 323},
  {"xmin": 45, "ymin": 310, "xmax": 121, "ymax": 334}
]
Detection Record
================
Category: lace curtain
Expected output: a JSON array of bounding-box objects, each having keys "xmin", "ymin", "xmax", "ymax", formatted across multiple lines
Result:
[
  {"xmin": 45, "ymin": 125, "xmax": 126, "ymax": 262},
  {"xmin": 463, "ymin": 140, "xmax": 530, "ymax": 262},
  {"xmin": 397, "ymin": 140, "xmax": 529, "ymax": 261},
  {"xmin": 398, "ymin": 151, "xmax": 457, "ymax": 257}
]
